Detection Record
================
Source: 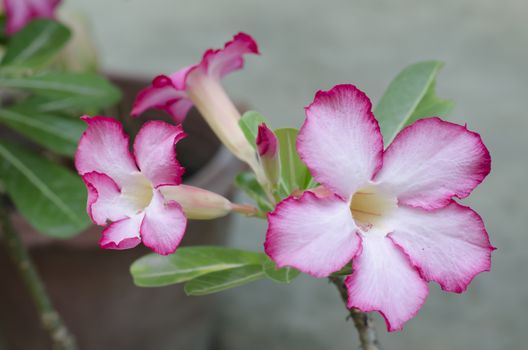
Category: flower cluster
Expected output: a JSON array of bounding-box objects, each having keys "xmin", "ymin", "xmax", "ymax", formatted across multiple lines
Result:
[{"xmin": 74, "ymin": 33, "xmax": 493, "ymax": 331}]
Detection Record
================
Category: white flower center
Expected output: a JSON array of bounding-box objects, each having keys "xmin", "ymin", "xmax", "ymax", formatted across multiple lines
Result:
[
  {"xmin": 121, "ymin": 172, "xmax": 154, "ymax": 213},
  {"xmin": 349, "ymin": 185, "xmax": 396, "ymax": 232}
]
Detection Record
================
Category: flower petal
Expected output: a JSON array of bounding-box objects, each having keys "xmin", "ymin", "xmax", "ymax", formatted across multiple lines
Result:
[
  {"xmin": 375, "ymin": 118, "xmax": 491, "ymax": 210},
  {"xmin": 99, "ymin": 214, "xmax": 143, "ymax": 250},
  {"xmin": 75, "ymin": 116, "xmax": 138, "ymax": 186},
  {"xmin": 198, "ymin": 32, "xmax": 259, "ymax": 79},
  {"xmin": 388, "ymin": 202, "xmax": 494, "ymax": 293},
  {"xmin": 4, "ymin": 0, "xmax": 61, "ymax": 34},
  {"xmin": 140, "ymin": 190, "xmax": 187, "ymax": 255},
  {"xmin": 265, "ymin": 191, "xmax": 360, "ymax": 278},
  {"xmin": 345, "ymin": 234, "xmax": 429, "ymax": 332},
  {"xmin": 131, "ymin": 74, "xmax": 191, "ymax": 123},
  {"xmin": 133, "ymin": 121, "xmax": 186, "ymax": 188},
  {"xmin": 82, "ymin": 171, "xmax": 133, "ymax": 225},
  {"xmin": 298, "ymin": 84, "xmax": 383, "ymax": 199}
]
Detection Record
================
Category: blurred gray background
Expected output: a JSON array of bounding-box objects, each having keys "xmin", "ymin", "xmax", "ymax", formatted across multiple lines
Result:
[{"xmin": 66, "ymin": 0, "xmax": 527, "ymax": 349}]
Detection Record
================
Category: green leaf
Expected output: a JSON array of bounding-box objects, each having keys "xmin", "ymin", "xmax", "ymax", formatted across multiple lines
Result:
[
  {"xmin": 275, "ymin": 128, "xmax": 313, "ymax": 196},
  {"xmin": 263, "ymin": 258, "xmax": 300, "ymax": 283},
  {"xmin": 374, "ymin": 61, "xmax": 454, "ymax": 145},
  {"xmin": 330, "ymin": 263, "xmax": 353, "ymax": 277},
  {"xmin": 0, "ymin": 107, "xmax": 84, "ymax": 156},
  {"xmin": 234, "ymin": 171, "xmax": 273, "ymax": 212},
  {"xmin": 0, "ymin": 72, "xmax": 122, "ymax": 111},
  {"xmin": 184, "ymin": 265, "xmax": 265, "ymax": 296},
  {"xmin": 0, "ymin": 141, "xmax": 90, "ymax": 237},
  {"xmin": 1, "ymin": 19, "xmax": 71, "ymax": 69},
  {"xmin": 239, "ymin": 110, "xmax": 267, "ymax": 148},
  {"xmin": 130, "ymin": 246, "xmax": 267, "ymax": 287}
]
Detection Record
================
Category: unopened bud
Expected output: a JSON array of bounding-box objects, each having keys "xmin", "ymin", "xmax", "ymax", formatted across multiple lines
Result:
[
  {"xmin": 256, "ymin": 123, "xmax": 280, "ymax": 185},
  {"xmin": 160, "ymin": 184, "xmax": 232, "ymax": 220}
]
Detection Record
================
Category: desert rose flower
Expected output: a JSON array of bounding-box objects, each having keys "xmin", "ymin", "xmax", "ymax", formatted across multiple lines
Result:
[
  {"xmin": 256, "ymin": 123, "xmax": 280, "ymax": 186},
  {"xmin": 75, "ymin": 116, "xmax": 243, "ymax": 255},
  {"xmin": 265, "ymin": 84, "xmax": 493, "ymax": 331},
  {"xmin": 3, "ymin": 0, "xmax": 61, "ymax": 34},
  {"xmin": 132, "ymin": 33, "xmax": 260, "ymax": 172}
]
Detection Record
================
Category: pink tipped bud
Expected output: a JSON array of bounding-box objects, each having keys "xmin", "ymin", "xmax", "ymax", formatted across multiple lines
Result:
[
  {"xmin": 256, "ymin": 123, "xmax": 278, "ymax": 158},
  {"xmin": 256, "ymin": 123, "xmax": 280, "ymax": 185}
]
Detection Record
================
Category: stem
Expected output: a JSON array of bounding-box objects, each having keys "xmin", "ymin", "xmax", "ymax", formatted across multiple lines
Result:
[
  {"xmin": 0, "ymin": 204, "xmax": 77, "ymax": 350},
  {"xmin": 329, "ymin": 276, "xmax": 382, "ymax": 350}
]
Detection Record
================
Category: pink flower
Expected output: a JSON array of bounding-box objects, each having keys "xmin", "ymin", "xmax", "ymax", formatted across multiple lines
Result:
[
  {"xmin": 3, "ymin": 0, "xmax": 61, "ymax": 34},
  {"xmin": 264, "ymin": 84, "xmax": 494, "ymax": 331},
  {"xmin": 132, "ymin": 33, "xmax": 259, "ymax": 168},
  {"xmin": 75, "ymin": 116, "xmax": 237, "ymax": 255}
]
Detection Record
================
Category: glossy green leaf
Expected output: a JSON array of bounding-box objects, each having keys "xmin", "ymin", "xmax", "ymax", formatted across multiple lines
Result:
[
  {"xmin": 275, "ymin": 128, "xmax": 314, "ymax": 196},
  {"xmin": 0, "ymin": 72, "xmax": 122, "ymax": 110},
  {"xmin": 1, "ymin": 19, "xmax": 70, "ymax": 68},
  {"xmin": 0, "ymin": 141, "xmax": 90, "ymax": 237},
  {"xmin": 374, "ymin": 61, "xmax": 454, "ymax": 145},
  {"xmin": 263, "ymin": 258, "xmax": 300, "ymax": 283},
  {"xmin": 184, "ymin": 265, "xmax": 265, "ymax": 296},
  {"xmin": 239, "ymin": 110, "xmax": 267, "ymax": 148},
  {"xmin": 131, "ymin": 246, "xmax": 267, "ymax": 287},
  {"xmin": 234, "ymin": 171, "xmax": 273, "ymax": 212},
  {"xmin": 0, "ymin": 107, "xmax": 84, "ymax": 156}
]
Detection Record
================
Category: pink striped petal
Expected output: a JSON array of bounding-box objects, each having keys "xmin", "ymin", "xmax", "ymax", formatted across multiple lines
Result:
[
  {"xmin": 345, "ymin": 234, "xmax": 429, "ymax": 332},
  {"xmin": 82, "ymin": 171, "xmax": 133, "ymax": 226},
  {"xmin": 133, "ymin": 121, "xmax": 186, "ymax": 188},
  {"xmin": 4, "ymin": 0, "xmax": 61, "ymax": 34},
  {"xmin": 140, "ymin": 190, "xmax": 187, "ymax": 255},
  {"xmin": 375, "ymin": 118, "xmax": 491, "ymax": 210},
  {"xmin": 198, "ymin": 32, "xmax": 260, "ymax": 79},
  {"xmin": 75, "ymin": 116, "xmax": 138, "ymax": 186},
  {"xmin": 388, "ymin": 202, "xmax": 494, "ymax": 293},
  {"xmin": 131, "ymin": 74, "xmax": 191, "ymax": 123},
  {"xmin": 298, "ymin": 84, "xmax": 383, "ymax": 199},
  {"xmin": 265, "ymin": 191, "xmax": 360, "ymax": 278},
  {"xmin": 99, "ymin": 214, "xmax": 143, "ymax": 250}
]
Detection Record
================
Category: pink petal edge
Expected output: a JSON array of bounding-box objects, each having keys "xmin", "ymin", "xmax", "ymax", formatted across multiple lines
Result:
[
  {"xmin": 375, "ymin": 117, "xmax": 491, "ymax": 210},
  {"xmin": 140, "ymin": 190, "xmax": 188, "ymax": 255},
  {"xmin": 298, "ymin": 84, "xmax": 384, "ymax": 199},
  {"xmin": 131, "ymin": 32, "xmax": 259, "ymax": 122},
  {"xmin": 345, "ymin": 234, "xmax": 429, "ymax": 332},
  {"xmin": 133, "ymin": 120, "xmax": 186, "ymax": 188},
  {"xmin": 82, "ymin": 171, "xmax": 128, "ymax": 226},
  {"xmin": 388, "ymin": 201, "xmax": 495, "ymax": 293},
  {"xmin": 265, "ymin": 191, "xmax": 361, "ymax": 278},
  {"xmin": 75, "ymin": 115, "xmax": 138, "ymax": 186},
  {"xmin": 99, "ymin": 214, "xmax": 143, "ymax": 250},
  {"xmin": 4, "ymin": 0, "xmax": 61, "ymax": 34}
]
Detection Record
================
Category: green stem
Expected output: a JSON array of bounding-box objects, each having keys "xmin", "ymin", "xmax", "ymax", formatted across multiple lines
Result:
[
  {"xmin": 0, "ymin": 204, "xmax": 77, "ymax": 350},
  {"xmin": 329, "ymin": 276, "xmax": 382, "ymax": 350}
]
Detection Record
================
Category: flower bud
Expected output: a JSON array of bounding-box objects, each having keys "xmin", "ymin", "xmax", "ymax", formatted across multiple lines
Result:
[
  {"xmin": 256, "ymin": 123, "xmax": 280, "ymax": 185},
  {"xmin": 160, "ymin": 184, "xmax": 233, "ymax": 220}
]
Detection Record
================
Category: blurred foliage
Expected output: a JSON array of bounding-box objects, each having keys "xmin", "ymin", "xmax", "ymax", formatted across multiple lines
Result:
[{"xmin": 0, "ymin": 18, "xmax": 121, "ymax": 238}]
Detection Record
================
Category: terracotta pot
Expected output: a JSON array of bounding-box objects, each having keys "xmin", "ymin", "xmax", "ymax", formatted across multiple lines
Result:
[{"xmin": 0, "ymin": 77, "xmax": 243, "ymax": 350}]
